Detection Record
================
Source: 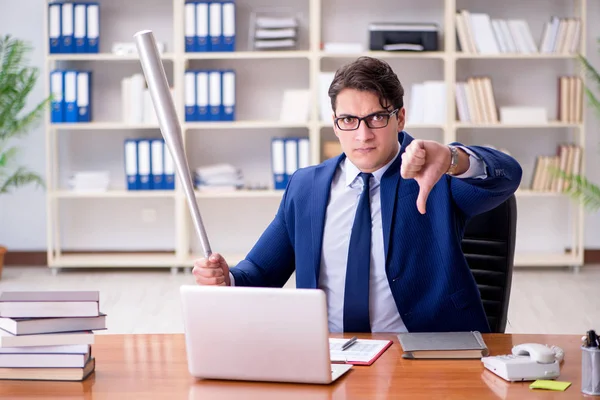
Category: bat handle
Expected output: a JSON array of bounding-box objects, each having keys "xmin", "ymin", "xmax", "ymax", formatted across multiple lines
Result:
[{"xmin": 134, "ymin": 29, "xmax": 212, "ymax": 259}]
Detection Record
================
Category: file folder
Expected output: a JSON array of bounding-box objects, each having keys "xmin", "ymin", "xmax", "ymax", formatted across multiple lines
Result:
[
  {"xmin": 221, "ymin": 70, "xmax": 235, "ymax": 121},
  {"xmin": 209, "ymin": 2, "xmax": 223, "ymax": 51},
  {"xmin": 195, "ymin": 2, "xmax": 209, "ymax": 52},
  {"xmin": 196, "ymin": 70, "xmax": 209, "ymax": 121},
  {"xmin": 222, "ymin": 2, "xmax": 235, "ymax": 51},
  {"xmin": 151, "ymin": 139, "xmax": 165, "ymax": 190},
  {"xmin": 76, "ymin": 71, "xmax": 91, "ymax": 122},
  {"xmin": 208, "ymin": 70, "xmax": 221, "ymax": 120},
  {"xmin": 86, "ymin": 3, "xmax": 99, "ymax": 53},
  {"xmin": 48, "ymin": 3, "xmax": 62, "ymax": 54},
  {"xmin": 74, "ymin": 3, "xmax": 87, "ymax": 53},
  {"xmin": 164, "ymin": 145, "xmax": 175, "ymax": 190},
  {"xmin": 64, "ymin": 71, "xmax": 78, "ymax": 123},
  {"xmin": 61, "ymin": 2, "xmax": 75, "ymax": 53},
  {"xmin": 185, "ymin": 2, "xmax": 196, "ymax": 52},
  {"xmin": 185, "ymin": 70, "xmax": 196, "ymax": 121},
  {"xmin": 124, "ymin": 139, "xmax": 139, "ymax": 190},
  {"xmin": 285, "ymin": 138, "xmax": 299, "ymax": 183},
  {"xmin": 137, "ymin": 139, "xmax": 152, "ymax": 190},
  {"xmin": 50, "ymin": 70, "xmax": 64, "ymax": 123},
  {"xmin": 271, "ymin": 138, "xmax": 286, "ymax": 189},
  {"xmin": 298, "ymin": 137, "xmax": 310, "ymax": 168}
]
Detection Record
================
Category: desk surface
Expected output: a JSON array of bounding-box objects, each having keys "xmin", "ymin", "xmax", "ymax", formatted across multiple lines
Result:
[{"xmin": 0, "ymin": 333, "xmax": 590, "ymax": 399}]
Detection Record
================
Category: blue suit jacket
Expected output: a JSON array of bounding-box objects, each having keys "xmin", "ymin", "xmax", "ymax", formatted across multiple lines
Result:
[{"xmin": 231, "ymin": 131, "xmax": 522, "ymax": 333}]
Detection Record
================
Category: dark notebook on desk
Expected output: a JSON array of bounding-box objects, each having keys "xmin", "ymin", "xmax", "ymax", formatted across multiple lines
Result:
[{"xmin": 397, "ymin": 331, "xmax": 489, "ymax": 359}]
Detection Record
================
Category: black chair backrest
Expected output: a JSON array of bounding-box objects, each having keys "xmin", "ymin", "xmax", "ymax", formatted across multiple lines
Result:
[{"xmin": 461, "ymin": 195, "xmax": 517, "ymax": 333}]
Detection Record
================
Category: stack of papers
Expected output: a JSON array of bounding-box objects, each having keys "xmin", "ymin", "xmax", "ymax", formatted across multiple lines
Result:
[
  {"xmin": 252, "ymin": 14, "xmax": 298, "ymax": 50},
  {"xmin": 194, "ymin": 163, "xmax": 244, "ymax": 191}
]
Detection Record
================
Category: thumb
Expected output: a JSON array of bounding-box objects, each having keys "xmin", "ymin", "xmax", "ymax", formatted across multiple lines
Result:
[{"xmin": 416, "ymin": 182, "xmax": 432, "ymax": 215}]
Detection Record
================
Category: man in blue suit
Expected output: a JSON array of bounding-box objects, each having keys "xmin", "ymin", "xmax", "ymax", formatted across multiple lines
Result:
[{"xmin": 193, "ymin": 56, "xmax": 522, "ymax": 334}]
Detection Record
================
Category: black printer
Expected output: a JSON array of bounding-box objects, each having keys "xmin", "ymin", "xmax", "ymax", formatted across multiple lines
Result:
[{"xmin": 369, "ymin": 23, "xmax": 439, "ymax": 51}]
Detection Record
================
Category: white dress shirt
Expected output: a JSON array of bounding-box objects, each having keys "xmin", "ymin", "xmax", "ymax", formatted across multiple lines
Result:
[{"xmin": 231, "ymin": 144, "xmax": 486, "ymax": 333}]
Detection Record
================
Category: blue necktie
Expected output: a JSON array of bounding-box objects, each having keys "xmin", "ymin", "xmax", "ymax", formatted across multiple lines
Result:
[{"xmin": 343, "ymin": 172, "xmax": 372, "ymax": 333}]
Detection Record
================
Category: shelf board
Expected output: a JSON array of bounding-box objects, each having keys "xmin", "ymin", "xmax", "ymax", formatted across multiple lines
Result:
[
  {"xmin": 194, "ymin": 189, "xmax": 283, "ymax": 199},
  {"xmin": 185, "ymin": 50, "xmax": 310, "ymax": 60},
  {"xmin": 51, "ymin": 122, "xmax": 160, "ymax": 130},
  {"xmin": 514, "ymin": 252, "xmax": 582, "ymax": 267},
  {"xmin": 53, "ymin": 190, "xmax": 176, "ymax": 199},
  {"xmin": 320, "ymin": 51, "xmax": 445, "ymax": 59},
  {"xmin": 49, "ymin": 253, "xmax": 178, "ymax": 268},
  {"xmin": 48, "ymin": 53, "xmax": 175, "ymax": 61},
  {"xmin": 185, "ymin": 121, "xmax": 310, "ymax": 129},
  {"xmin": 455, "ymin": 122, "xmax": 582, "ymax": 129},
  {"xmin": 455, "ymin": 53, "xmax": 577, "ymax": 60}
]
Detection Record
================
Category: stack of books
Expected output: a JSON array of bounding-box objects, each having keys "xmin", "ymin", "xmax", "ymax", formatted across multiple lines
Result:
[
  {"xmin": 0, "ymin": 291, "xmax": 106, "ymax": 381},
  {"xmin": 455, "ymin": 77, "xmax": 498, "ymax": 124}
]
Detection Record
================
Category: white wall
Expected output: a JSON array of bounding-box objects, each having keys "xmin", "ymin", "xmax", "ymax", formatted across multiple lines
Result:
[{"xmin": 0, "ymin": 0, "xmax": 599, "ymax": 255}]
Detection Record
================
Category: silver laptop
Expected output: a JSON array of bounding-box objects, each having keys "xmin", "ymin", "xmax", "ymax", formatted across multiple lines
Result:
[{"xmin": 179, "ymin": 285, "xmax": 353, "ymax": 384}]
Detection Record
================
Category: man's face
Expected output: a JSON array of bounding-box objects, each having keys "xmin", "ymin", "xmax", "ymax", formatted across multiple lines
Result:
[{"xmin": 332, "ymin": 88, "xmax": 405, "ymax": 173}]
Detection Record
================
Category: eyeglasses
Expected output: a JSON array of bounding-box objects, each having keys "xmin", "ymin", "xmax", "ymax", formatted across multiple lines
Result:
[{"xmin": 334, "ymin": 108, "xmax": 399, "ymax": 131}]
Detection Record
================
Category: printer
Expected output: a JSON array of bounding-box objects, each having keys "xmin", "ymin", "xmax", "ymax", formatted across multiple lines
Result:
[{"xmin": 369, "ymin": 23, "xmax": 439, "ymax": 51}]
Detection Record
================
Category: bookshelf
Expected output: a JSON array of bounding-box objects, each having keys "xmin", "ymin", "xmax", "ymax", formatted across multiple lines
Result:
[{"xmin": 44, "ymin": 0, "xmax": 587, "ymax": 272}]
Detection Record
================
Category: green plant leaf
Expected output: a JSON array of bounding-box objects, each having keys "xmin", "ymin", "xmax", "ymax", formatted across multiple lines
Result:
[
  {"xmin": 0, "ymin": 167, "xmax": 45, "ymax": 194},
  {"xmin": 0, "ymin": 146, "xmax": 19, "ymax": 168},
  {"xmin": 0, "ymin": 34, "xmax": 47, "ymax": 194},
  {"xmin": 578, "ymin": 54, "xmax": 600, "ymax": 96},
  {"xmin": 0, "ymin": 34, "xmax": 50, "ymax": 142},
  {"xmin": 547, "ymin": 166, "xmax": 600, "ymax": 212}
]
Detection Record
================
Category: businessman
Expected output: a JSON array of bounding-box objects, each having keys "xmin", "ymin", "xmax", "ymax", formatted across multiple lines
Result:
[{"xmin": 193, "ymin": 56, "xmax": 522, "ymax": 334}]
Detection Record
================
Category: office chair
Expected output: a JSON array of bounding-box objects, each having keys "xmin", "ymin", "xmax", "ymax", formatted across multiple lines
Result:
[{"xmin": 462, "ymin": 195, "xmax": 517, "ymax": 333}]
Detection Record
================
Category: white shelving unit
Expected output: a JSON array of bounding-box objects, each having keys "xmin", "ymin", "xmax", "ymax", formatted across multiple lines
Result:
[{"xmin": 43, "ymin": 0, "xmax": 587, "ymax": 271}]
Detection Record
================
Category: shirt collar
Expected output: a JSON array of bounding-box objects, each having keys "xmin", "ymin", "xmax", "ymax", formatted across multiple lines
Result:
[{"xmin": 343, "ymin": 144, "xmax": 401, "ymax": 187}]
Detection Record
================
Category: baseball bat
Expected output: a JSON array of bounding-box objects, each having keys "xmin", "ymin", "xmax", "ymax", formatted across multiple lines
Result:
[{"xmin": 133, "ymin": 29, "xmax": 212, "ymax": 259}]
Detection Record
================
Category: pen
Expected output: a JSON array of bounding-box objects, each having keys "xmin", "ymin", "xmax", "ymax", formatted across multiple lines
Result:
[{"xmin": 342, "ymin": 336, "xmax": 358, "ymax": 351}]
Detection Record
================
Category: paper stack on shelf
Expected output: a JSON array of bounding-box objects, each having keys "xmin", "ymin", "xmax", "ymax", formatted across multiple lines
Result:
[
  {"xmin": 0, "ymin": 291, "xmax": 106, "ymax": 382},
  {"xmin": 194, "ymin": 163, "xmax": 244, "ymax": 192},
  {"xmin": 251, "ymin": 12, "xmax": 299, "ymax": 50},
  {"xmin": 68, "ymin": 171, "xmax": 110, "ymax": 192},
  {"xmin": 406, "ymin": 81, "xmax": 446, "ymax": 125}
]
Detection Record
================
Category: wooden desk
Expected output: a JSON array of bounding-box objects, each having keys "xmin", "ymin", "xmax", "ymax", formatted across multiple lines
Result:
[{"xmin": 0, "ymin": 333, "xmax": 591, "ymax": 399}]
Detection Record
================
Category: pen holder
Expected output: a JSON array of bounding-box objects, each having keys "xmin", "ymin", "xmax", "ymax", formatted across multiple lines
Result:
[{"xmin": 581, "ymin": 345, "xmax": 600, "ymax": 395}]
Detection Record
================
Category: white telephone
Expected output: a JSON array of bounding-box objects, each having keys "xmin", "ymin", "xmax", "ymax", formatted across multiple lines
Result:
[{"xmin": 481, "ymin": 343, "xmax": 564, "ymax": 382}]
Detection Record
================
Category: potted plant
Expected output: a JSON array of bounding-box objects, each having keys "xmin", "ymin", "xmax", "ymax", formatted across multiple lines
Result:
[{"xmin": 0, "ymin": 34, "xmax": 49, "ymax": 278}]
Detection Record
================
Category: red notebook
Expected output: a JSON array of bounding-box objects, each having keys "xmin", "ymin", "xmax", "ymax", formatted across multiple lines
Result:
[{"xmin": 329, "ymin": 338, "xmax": 392, "ymax": 366}]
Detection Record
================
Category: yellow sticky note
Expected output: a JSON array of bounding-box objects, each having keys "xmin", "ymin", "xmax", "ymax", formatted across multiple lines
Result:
[{"xmin": 529, "ymin": 380, "xmax": 571, "ymax": 391}]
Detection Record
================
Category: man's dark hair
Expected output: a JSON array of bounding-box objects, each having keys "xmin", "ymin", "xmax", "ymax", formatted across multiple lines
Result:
[{"xmin": 328, "ymin": 56, "xmax": 404, "ymax": 114}]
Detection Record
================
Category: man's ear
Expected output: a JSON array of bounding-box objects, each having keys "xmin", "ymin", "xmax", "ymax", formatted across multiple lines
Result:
[
  {"xmin": 397, "ymin": 107, "xmax": 406, "ymax": 130},
  {"xmin": 331, "ymin": 113, "xmax": 341, "ymax": 138}
]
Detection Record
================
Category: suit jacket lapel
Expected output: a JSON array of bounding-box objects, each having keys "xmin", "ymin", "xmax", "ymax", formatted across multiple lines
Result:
[
  {"xmin": 311, "ymin": 155, "xmax": 343, "ymax": 286},
  {"xmin": 381, "ymin": 131, "xmax": 413, "ymax": 264},
  {"xmin": 380, "ymin": 152, "xmax": 401, "ymax": 264}
]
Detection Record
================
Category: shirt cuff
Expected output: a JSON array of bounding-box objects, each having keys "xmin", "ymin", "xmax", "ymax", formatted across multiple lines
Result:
[
  {"xmin": 229, "ymin": 271, "xmax": 235, "ymax": 286},
  {"xmin": 453, "ymin": 146, "xmax": 488, "ymax": 179}
]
